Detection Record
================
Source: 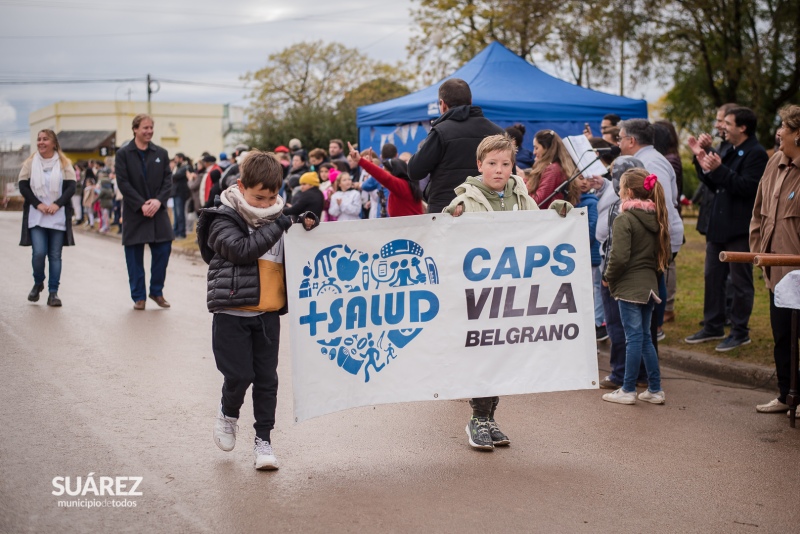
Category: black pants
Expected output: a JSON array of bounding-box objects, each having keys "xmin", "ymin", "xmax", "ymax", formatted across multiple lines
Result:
[
  {"xmin": 470, "ymin": 397, "xmax": 499, "ymax": 418},
  {"xmin": 704, "ymin": 238, "xmax": 754, "ymax": 338},
  {"xmin": 770, "ymin": 292, "xmax": 799, "ymax": 404},
  {"xmin": 213, "ymin": 312, "xmax": 280, "ymax": 442}
]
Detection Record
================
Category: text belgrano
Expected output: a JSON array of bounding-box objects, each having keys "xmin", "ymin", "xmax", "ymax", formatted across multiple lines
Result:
[{"xmin": 52, "ymin": 474, "xmax": 143, "ymax": 497}]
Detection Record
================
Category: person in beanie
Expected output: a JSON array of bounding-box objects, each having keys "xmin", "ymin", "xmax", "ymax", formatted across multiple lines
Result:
[
  {"xmin": 444, "ymin": 134, "xmax": 572, "ymax": 450},
  {"xmin": 284, "ymin": 171, "xmax": 324, "ymax": 220},
  {"xmin": 197, "ymin": 150, "xmax": 318, "ymax": 470}
]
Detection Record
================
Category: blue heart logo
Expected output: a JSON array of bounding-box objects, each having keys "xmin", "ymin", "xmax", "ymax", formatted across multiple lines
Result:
[{"xmin": 297, "ymin": 239, "xmax": 439, "ymax": 383}]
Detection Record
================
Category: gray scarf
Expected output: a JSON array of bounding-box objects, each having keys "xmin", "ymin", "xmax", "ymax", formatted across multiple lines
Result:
[{"xmin": 220, "ymin": 184, "xmax": 284, "ymax": 228}]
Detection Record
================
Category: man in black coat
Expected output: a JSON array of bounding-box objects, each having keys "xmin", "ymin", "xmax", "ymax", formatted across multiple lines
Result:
[
  {"xmin": 685, "ymin": 106, "xmax": 768, "ymax": 351},
  {"xmin": 115, "ymin": 114, "xmax": 174, "ymax": 310},
  {"xmin": 171, "ymin": 152, "xmax": 191, "ymax": 239},
  {"xmin": 408, "ymin": 78, "xmax": 505, "ymax": 214},
  {"xmin": 689, "ymin": 102, "xmax": 738, "ymax": 236}
]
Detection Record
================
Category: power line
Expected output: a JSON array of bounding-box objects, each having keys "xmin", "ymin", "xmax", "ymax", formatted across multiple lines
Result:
[
  {"xmin": 0, "ymin": 77, "xmax": 249, "ymax": 90},
  {"xmin": 157, "ymin": 79, "xmax": 249, "ymax": 90},
  {"xmin": 0, "ymin": 78, "xmax": 141, "ymax": 85}
]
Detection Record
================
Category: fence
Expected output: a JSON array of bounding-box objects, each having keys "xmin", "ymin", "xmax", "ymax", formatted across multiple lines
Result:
[
  {"xmin": 1, "ymin": 168, "xmax": 21, "ymax": 194},
  {"xmin": 1, "ymin": 167, "xmax": 21, "ymax": 209}
]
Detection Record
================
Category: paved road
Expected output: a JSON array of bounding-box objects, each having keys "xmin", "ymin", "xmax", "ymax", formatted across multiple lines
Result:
[{"xmin": 1, "ymin": 211, "xmax": 798, "ymax": 533}]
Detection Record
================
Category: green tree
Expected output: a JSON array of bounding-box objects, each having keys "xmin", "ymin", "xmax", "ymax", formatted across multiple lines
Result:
[
  {"xmin": 408, "ymin": 0, "xmax": 557, "ymax": 84},
  {"xmin": 408, "ymin": 0, "xmax": 653, "ymax": 94},
  {"xmin": 244, "ymin": 41, "xmax": 409, "ymax": 151},
  {"xmin": 657, "ymin": 0, "xmax": 800, "ymax": 141},
  {"xmin": 546, "ymin": 2, "xmax": 613, "ymax": 89}
]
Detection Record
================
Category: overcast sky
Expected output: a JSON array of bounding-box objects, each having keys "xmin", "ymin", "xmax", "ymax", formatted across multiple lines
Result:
[
  {"xmin": 0, "ymin": 0, "xmax": 416, "ymax": 148},
  {"xmin": 0, "ymin": 0, "xmax": 659, "ymax": 151}
]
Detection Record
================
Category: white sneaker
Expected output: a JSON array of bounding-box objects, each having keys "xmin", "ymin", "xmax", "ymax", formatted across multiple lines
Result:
[
  {"xmin": 214, "ymin": 404, "xmax": 238, "ymax": 451},
  {"xmin": 602, "ymin": 388, "xmax": 636, "ymax": 405},
  {"xmin": 638, "ymin": 389, "xmax": 666, "ymax": 404},
  {"xmin": 756, "ymin": 398, "xmax": 790, "ymax": 413},
  {"xmin": 254, "ymin": 437, "xmax": 279, "ymax": 470}
]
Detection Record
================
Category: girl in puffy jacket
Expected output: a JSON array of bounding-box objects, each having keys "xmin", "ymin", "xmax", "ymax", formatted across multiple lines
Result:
[
  {"xmin": 328, "ymin": 172, "xmax": 362, "ymax": 221},
  {"xmin": 602, "ymin": 169, "xmax": 671, "ymax": 406}
]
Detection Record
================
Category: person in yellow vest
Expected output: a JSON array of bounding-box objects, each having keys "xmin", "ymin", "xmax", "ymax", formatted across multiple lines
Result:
[{"xmin": 196, "ymin": 150, "xmax": 318, "ymax": 470}]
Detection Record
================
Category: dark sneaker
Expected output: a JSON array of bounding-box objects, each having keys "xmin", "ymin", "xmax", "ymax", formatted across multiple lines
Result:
[
  {"xmin": 595, "ymin": 325, "xmax": 609, "ymax": 342},
  {"xmin": 487, "ymin": 419, "xmax": 510, "ymax": 446},
  {"xmin": 715, "ymin": 335, "xmax": 751, "ymax": 352},
  {"xmin": 28, "ymin": 283, "xmax": 44, "ymax": 302},
  {"xmin": 684, "ymin": 330, "xmax": 726, "ymax": 344},
  {"xmin": 465, "ymin": 417, "xmax": 494, "ymax": 450},
  {"xmin": 600, "ymin": 376, "xmax": 621, "ymax": 389},
  {"xmin": 148, "ymin": 294, "xmax": 171, "ymax": 308}
]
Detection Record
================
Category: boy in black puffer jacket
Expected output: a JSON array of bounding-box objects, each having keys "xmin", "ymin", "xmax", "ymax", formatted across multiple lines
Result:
[{"xmin": 196, "ymin": 150, "xmax": 317, "ymax": 471}]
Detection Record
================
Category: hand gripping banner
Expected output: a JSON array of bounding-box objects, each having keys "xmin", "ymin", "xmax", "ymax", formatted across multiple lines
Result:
[{"xmin": 285, "ymin": 210, "xmax": 599, "ymax": 422}]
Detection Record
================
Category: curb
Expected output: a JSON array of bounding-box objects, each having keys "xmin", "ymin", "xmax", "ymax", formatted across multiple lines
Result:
[
  {"xmin": 73, "ymin": 225, "xmax": 202, "ymax": 260},
  {"xmin": 599, "ymin": 342, "xmax": 777, "ymax": 390},
  {"xmin": 658, "ymin": 345, "xmax": 777, "ymax": 390}
]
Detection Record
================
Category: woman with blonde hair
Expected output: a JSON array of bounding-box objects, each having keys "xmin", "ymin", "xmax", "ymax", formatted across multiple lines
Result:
[
  {"xmin": 750, "ymin": 104, "xmax": 800, "ymax": 414},
  {"xmin": 529, "ymin": 130, "xmax": 580, "ymax": 208},
  {"xmin": 18, "ymin": 129, "xmax": 77, "ymax": 306}
]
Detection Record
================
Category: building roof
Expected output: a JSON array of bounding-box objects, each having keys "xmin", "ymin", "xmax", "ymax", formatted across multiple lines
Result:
[{"xmin": 57, "ymin": 130, "xmax": 116, "ymax": 152}]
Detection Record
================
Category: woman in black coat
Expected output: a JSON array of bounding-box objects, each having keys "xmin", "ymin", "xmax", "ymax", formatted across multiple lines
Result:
[{"xmin": 18, "ymin": 129, "xmax": 76, "ymax": 307}]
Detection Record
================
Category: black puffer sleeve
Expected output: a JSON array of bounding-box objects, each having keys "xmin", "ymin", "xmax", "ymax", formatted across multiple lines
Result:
[{"xmin": 207, "ymin": 214, "xmax": 286, "ymax": 265}]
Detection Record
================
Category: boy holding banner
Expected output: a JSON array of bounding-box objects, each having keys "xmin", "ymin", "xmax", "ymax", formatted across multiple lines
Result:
[
  {"xmin": 445, "ymin": 134, "xmax": 572, "ymax": 450},
  {"xmin": 196, "ymin": 151, "xmax": 317, "ymax": 470}
]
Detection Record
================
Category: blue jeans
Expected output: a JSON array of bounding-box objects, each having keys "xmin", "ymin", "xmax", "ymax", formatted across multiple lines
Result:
[
  {"xmin": 124, "ymin": 241, "xmax": 172, "ymax": 302},
  {"xmin": 601, "ymin": 285, "xmax": 646, "ymax": 384},
  {"xmin": 592, "ymin": 266, "xmax": 605, "ymax": 327},
  {"xmin": 172, "ymin": 196, "xmax": 186, "ymax": 238},
  {"xmin": 30, "ymin": 226, "xmax": 65, "ymax": 293},
  {"xmin": 618, "ymin": 299, "xmax": 661, "ymax": 393}
]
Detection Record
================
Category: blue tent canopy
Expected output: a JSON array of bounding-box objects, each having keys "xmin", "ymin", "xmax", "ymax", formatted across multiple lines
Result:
[{"xmin": 357, "ymin": 42, "xmax": 648, "ymax": 157}]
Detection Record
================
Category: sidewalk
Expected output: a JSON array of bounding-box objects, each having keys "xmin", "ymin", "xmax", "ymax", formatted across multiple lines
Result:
[{"xmin": 74, "ymin": 224, "xmax": 777, "ymax": 391}]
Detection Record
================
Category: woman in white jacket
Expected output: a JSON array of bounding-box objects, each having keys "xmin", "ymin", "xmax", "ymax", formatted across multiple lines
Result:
[{"xmin": 328, "ymin": 172, "xmax": 362, "ymax": 221}]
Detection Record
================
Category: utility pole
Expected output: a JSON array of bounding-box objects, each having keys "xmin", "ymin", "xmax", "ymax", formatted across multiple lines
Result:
[
  {"xmin": 146, "ymin": 74, "xmax": 160, "ymax": 115},
  {"xmin": 619, "ymin": 36, "xmax": 625, "ymax": 97}
]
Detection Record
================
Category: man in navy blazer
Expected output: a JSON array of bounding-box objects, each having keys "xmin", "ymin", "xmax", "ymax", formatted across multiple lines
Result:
[
  {"xmin": 685, "ymin": 106, "xmax": 768, "ymax": 351},
  {"xmin": 115, "ymin": 114, "xmax": 174, "ymax": 310}
]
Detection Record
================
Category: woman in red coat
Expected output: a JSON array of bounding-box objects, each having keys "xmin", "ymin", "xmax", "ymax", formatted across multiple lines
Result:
[
  {"xmin": 349, "ymin": 143, "xmax": 424, "ymax": 217},
  {"xmin": 529, "ymin": 130, "xmax": 580, "ymax": 208}
]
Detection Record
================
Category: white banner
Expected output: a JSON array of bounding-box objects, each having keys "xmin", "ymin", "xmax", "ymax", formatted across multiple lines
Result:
[{"xmin": 285, "ymin": 210, "xmax": 599, "ymax": 422}]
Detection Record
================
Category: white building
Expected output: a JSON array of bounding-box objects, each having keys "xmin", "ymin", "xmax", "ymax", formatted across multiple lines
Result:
[{"xmin": 29, "ymin": 101, "xmax": 246, "ymax": 163}]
